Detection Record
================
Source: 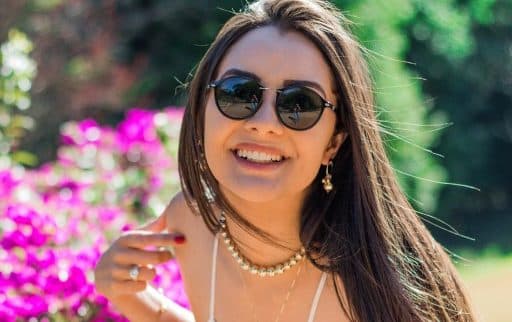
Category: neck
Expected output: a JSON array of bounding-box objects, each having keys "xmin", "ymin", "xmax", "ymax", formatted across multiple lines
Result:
[{"xmin": 220, "ymin": 190, "xmax": 305, "ymax": 267}]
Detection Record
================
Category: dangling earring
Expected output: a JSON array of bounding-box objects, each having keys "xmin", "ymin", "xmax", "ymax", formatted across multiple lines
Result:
[{"xmin": 322, "ymin": 160, "xmax": 334, "ymax": 193}]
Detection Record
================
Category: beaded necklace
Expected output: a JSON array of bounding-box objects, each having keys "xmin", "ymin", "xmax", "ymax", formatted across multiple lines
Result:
[{"xmin": 218, "ymin": 213, "xmax": 306, "ymax": 277}]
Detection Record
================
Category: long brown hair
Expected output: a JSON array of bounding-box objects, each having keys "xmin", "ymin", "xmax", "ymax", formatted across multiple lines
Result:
[{"xmin": 178, "ymin": 0, "xmax": 476, "ymax": 321}]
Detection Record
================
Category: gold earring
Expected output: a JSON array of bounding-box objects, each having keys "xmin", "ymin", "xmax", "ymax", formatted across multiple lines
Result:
[{"xmin": 322, "ymin": 160, "xmax": 333, "ymax": 193}]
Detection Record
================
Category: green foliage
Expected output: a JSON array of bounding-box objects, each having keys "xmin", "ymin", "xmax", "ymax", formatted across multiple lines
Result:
[
  {"xmin": 469, "ymin": 0, "xmax": 496, "ymax": 24},
  {"xmin": 32, "ymin": 0, "xmax": 64, "ymax": 11},
  {"xmin": 413, "ymin": 0, "xmax": 475, "ymax": 60},
  {"xmin": 405, "ymin": 0, "xmax": 512, "ymax": 250},
  {"xmin": 329, "ymin": 0, "xmax": 512, "ymax": 252},
  {"xmin": 113, "ymin": 0, "xmax": 247, "ymax": 106},
  {"xmin": 334, "ymin": 0, "xmax": 455, "ymax": 213},
  {"xmin": 0, "ymin": 29, "xmax": 37, "ymax": 166}
]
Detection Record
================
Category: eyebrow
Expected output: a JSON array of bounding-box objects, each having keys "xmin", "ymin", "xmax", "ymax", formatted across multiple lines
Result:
[{"xmin": 218, "ymin": 68, "xmax": 328, "ymax": 99}]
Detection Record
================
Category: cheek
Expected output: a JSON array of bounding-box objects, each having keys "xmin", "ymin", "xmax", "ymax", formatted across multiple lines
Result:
[
  {"xmin": 204, "ymin": 98, "xmax": 229, "ymax": 140},
  {"xmin": 204, "ymin": 96, "xmax": 218, "ymax": 132},
  {"xmin": 296, "ymin": 147, "xmax": 325, "ymax": 184},
  {"xmin": 297, "ymin": 124, "xmax": 333, "ymax": 159},
  {"xmin": 290, "ymin": 139, "xmax": 325, "ymax": 184},
  {"xmin": 203, "ymin": 102, "xmax": 233, "ymax": 175},
  {"xmin": 293, "ymin": 126, "xmax": 333, "ymax": 179}
]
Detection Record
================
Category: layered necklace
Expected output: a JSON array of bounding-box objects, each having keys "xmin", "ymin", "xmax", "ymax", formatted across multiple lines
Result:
[{"xmin": 218, "ymin": 213, "xmax": 306, "ymax": 277}]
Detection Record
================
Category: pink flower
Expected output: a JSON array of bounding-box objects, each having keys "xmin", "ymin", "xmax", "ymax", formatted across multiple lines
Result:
[
  {"xmin": 0, "ymin": 170, "xmax": 21, "ymax": 198},
  {"xmin": 60, "ymin": 119, "xmax": 102, "ymax": 146},
  {"xmin": 117, "ymin": 108, "xmax": 159, "ymax": 153},
  {"xmin": 0, "ymin": 107, "xmax": 190, "ymax": 320},
  {"xmin": 3, "ymin": 294, "xmax": 48, "ymax": 319}
]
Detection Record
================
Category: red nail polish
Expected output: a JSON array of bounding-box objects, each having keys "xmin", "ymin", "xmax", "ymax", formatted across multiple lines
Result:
[{"xmin": 174, "ymin": 234, "xmax": 186, "ymax": 244}]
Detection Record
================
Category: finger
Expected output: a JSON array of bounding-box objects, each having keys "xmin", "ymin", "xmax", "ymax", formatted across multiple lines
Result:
[
  {"xmin": 119, "ymin": 231, "xmax": 185, "ymax": 249},
  {"xmin": 111, "ymin": 280, "xmax": 148, "ymax": 294},
  {"xmin": 113, "ymin": 248, "xmax": 175, "ymax": 266},
  {"xmin": 112, "ymin": 264, "xmax": 157, "ymax": 282},
  {"xmin": 137, "ymin": 212, "xmax": 167, "ymax": 232}
]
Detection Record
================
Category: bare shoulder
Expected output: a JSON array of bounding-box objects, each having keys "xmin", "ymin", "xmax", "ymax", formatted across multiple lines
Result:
[
  {"xmin": 163, "ymin": 190, "xmax": 198, "ymax": 234},
  {"xmin": 162, "ymin": 191, "xmax": 215, "ymax": 321}
]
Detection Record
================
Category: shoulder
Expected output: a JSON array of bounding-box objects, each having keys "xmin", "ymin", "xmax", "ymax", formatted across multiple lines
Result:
[
  {"xmin": 162, "ymin": 192, "xmax": 216, "ymax": 319},
  {"xmin": 163, "ymin": 190, "xmax": 216, "ymax": 243},
  {"xmin": 164, "ymin": 190, "xmax": 197, "ymax": 234}
]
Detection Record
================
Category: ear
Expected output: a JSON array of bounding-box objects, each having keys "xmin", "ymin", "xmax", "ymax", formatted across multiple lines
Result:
[{"xmin": 321, "ymin": 132, "xmax": 347, "ymax": 165}]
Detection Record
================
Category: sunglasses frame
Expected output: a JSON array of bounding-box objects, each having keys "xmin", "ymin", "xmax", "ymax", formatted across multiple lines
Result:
[{"xmin": 207, "ymin": 75, "xmax": 337, "ymax": 131}]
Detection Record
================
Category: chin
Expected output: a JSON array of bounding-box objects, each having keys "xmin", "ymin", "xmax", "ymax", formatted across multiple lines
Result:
[
  {"xmin": 220, "ymin": 178, "xmax": 293, "ymax": 204},
  {"xmin": 227, "ymin": 186, "xmax": 282, "ymax": 203}
]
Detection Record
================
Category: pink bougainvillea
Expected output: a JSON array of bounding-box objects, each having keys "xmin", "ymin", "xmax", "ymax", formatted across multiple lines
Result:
[{"xmin": 0, "ymin": 107, "xmax": 189, "ymax": 321}]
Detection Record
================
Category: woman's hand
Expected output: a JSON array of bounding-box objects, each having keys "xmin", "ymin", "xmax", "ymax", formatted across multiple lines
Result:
[{"xmin": 94, "ymin": 212, "xmax": 186, "ymax": 302}]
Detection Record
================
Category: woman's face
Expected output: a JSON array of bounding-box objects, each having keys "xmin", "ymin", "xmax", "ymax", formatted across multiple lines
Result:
[{"xmin": 204, "ymin": 25, "xmax": 345, "ymax": 205}]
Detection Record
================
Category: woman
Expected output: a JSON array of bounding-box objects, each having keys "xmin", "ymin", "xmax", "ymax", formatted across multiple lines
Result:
[{"xmin": 94, "ymin": 0, "xmax": 477, "ymax": 321}]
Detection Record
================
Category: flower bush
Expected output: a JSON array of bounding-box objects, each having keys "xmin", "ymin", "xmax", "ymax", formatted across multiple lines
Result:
[
  {"xmin": 0, "ymin": 108, "xmax": 189, "ymax": 321},
  {"xmin": 0, "ymin": 29, "xmax": 38, "ymax": 167}
]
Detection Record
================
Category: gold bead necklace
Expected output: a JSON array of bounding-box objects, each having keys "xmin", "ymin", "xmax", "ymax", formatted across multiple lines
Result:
[{"xmin": 218, "ymin": 213, "xmax": 306, "ymax": 277}]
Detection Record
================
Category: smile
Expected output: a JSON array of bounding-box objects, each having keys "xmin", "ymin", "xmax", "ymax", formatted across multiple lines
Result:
[{"xmin": 235, "ymin": 149, "xmax": 284, "ymax": 163}]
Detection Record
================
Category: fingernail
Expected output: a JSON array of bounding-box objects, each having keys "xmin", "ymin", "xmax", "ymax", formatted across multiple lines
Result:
[
  {"xmin": 173, "ymin": 234, "xmax": 186, "ymax": 244},
  {"xmin": 158, "ymin": 246, "xmax": 175, "ymax": 257}
]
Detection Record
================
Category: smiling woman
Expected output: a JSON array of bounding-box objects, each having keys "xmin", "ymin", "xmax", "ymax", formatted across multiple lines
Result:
[
  {"xmin": 203, "ymin": 25, "xmax": 341, "ymax": 207},
  {"xmin": 94, "ymin": 1, "xmax": 478, "ymax": 321}
]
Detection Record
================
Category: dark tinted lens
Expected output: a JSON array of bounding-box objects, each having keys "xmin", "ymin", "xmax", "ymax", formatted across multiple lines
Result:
[
  {"xmin": 215, "ymin": 76, "xmax": 262, "ymax": 119},
  {"xmin": 276, "ymin": 87, "xmax": 324, "ymax": 130}
]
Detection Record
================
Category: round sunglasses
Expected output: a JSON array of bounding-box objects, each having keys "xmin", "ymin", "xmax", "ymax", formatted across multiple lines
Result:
[{"xmin": 207, "ymin": 75, "xmax": 337, "ymax": 131}]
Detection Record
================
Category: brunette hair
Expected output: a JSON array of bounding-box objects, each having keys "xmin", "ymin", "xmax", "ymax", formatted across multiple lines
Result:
[{"xmin": 178, "ymin": 0, "xmax": 476, "ymax": 321}]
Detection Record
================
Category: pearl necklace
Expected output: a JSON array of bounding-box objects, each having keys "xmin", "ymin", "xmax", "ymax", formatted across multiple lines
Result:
[{"xmin": 219, "ymin": 214, "xmax": 306, "ymax": 277}]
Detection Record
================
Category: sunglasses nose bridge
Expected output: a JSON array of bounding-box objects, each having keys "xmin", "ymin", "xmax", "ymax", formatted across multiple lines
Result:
[{"xmin": 243, "ymin": 88, "xmax": 285, "ymax": 135}]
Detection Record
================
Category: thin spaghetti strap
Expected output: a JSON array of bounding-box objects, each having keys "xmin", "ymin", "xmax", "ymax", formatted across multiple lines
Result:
[
  {"xmin": 306, "ymin": 272, "xmax": 328, "ymax": 322},
  {"xmin": 207, "ymin": 233, "xmax": 219, "ymax": 322}
]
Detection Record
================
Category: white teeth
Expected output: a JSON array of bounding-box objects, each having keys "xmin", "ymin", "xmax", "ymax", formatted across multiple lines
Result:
[{"xmin": 236, "ymin": 149, "xmax": 283, "ymax": 163}]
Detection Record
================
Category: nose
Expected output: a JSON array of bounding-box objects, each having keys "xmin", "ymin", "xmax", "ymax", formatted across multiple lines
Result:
[{"xmin": 243, "ymin": 91, "xmax": 284, "ymax": 135}]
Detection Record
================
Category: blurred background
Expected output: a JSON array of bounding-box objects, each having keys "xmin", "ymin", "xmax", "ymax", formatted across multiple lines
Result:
[{"xmin": 1, "ymin": 0, "xmax": 511, "ymax": 321}]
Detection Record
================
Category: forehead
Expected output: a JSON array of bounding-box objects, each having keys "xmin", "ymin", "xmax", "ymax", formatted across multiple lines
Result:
[{"xmin": 216, "ymin": 25, "xmax": 335, "ymax": 93}]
